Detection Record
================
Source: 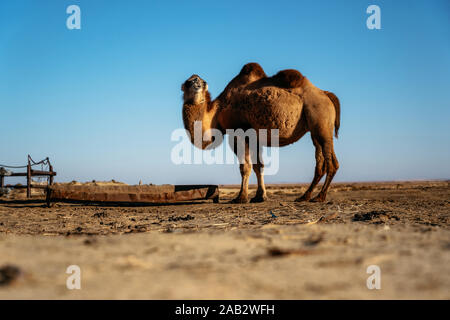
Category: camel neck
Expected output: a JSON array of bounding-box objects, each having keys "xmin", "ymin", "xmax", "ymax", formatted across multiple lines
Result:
[{"xmin": 182, "ymin": 98, "xmax": 219, "ymax": 143}]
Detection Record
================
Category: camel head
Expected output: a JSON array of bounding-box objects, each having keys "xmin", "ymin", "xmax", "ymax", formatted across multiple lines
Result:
[
  {"xmin": 181, "ymin": 74, "xmax": 209, "ymax": 105},
  {"xmin": 181, "ymin": 74, "xmax": 218, "ymax": 150}
]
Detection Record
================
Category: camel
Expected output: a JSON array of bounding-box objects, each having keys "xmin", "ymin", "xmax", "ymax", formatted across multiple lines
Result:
[{"xmin": 181, "ymin": 63, "xmax": 340, "ymax": 203}]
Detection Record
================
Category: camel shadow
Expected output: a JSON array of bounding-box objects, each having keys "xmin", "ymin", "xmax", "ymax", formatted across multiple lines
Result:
[
  {"xmin": 49, "ymin": 200, "xmax": 216, "ymax": 207},
  {"xmin": 0, "ymin": 199, "xmax": 49, "ymax": 208},
  {"xmin": 0, "ymin": 198, "xmax": 216, "ymax": 208}
]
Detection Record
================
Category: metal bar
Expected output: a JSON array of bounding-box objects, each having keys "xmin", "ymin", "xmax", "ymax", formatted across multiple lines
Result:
[
  {"xmin": 26, "ymin": 158, "xmax": 31, "ymax": 198},
  {"xmin": 30, "ymin": 170, "xmax": 57, "ymax": 176},
  {"xmin": 48, "ymin": 164, "xmax": 54, "ymax": 185},
  {"xmin": 4, "ymin": 184, "xmax": 48, "ymax": 189},
  {"xmin": 4, "ymin": 171, "xmax": 56, "ymax": 177},
  {"xmin": 7, "ymin": 172, "xmax": 27, "ymax": 177}
]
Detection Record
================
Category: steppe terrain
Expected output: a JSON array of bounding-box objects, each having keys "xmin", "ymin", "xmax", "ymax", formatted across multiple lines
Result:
[{"xmin": 0, "ymin": 181, "xmax": 448, "ymax": 299}]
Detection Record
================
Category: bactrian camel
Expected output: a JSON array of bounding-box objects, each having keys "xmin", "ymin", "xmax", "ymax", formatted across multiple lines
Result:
[{"xmin": 181, "ymin": 63, "xmax": 340, "ymax": 203}]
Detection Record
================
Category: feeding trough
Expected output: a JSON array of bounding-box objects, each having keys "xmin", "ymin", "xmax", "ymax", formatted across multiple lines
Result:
[
  {"xmin": 1, "ymin": 156, "xmax": 220, "ymax": 205},
  {"xmin": 47, "ymin": 184, "xmax": 219, "ymax": 206}
]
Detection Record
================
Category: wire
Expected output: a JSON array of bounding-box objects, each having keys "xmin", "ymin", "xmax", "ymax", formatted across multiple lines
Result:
[
  {"xmin": 1, "ymin": 156, "xmax": 50, "ymax": 169},
  {"xmin": 0, "ymin": 164, "xmax": 28, "ymax": 168}
]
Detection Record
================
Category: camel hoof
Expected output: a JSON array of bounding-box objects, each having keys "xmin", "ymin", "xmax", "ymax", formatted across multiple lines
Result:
[
  {"xmin": 230, "ymin": 196, "xmax": 249, "ymax": 204},
  {"xmin": 294, "ymin": 195, "xmax": 310, "ymax": 202},
  {"xmin": 310, "ymin": 195, "xmax": 326, "ymax": 203},
  {"xmin": 250, "ymin": 195, "xmax": 267, "ymax": 203}
]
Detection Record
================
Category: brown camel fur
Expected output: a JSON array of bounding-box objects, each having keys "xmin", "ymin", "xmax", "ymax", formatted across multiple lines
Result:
[{"xmin": 181, "ymin": 63, "xmax": 340, "ymax": 203}]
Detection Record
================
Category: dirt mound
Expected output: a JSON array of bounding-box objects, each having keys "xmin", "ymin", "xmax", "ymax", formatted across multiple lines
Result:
[{"xmin": 57, "ymin": 179, "xmax": 129, "ymax": 187}]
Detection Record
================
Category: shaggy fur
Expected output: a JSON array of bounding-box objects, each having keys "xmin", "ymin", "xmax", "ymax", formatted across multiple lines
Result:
[
  {"xmin": 182, "ymin": 63, "xmax": 341, "ymax": 203},
  {"xmin": 271, "ymin": 69, "xmax": 305, "ymax": 88},
  {"xmin": 217, "ymin": 63, "xmax": 267, "ymax": 102},
  {"xmin": 323, "ymin": 91, "xmax": 340, "ymax": 138}
]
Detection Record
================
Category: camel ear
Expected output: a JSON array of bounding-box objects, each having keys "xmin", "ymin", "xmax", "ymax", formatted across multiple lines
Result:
[
  {"xmin": 205, "ymin": 83, "xmax": 208, "ymax": 91},
  {"xmin": 181, "ymin": 83, "xmax": 185, "ymax": 92}
]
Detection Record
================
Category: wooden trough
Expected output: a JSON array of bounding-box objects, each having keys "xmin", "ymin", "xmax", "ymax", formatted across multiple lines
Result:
[{"xmin": 47, "ymin": 184, "xmax": 219, "ymax": 205}]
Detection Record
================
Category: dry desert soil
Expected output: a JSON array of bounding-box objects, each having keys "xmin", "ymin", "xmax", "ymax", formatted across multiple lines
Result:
[{"xmin": 0, "ymin": 181, "xmax": 449, "ymax": 299}]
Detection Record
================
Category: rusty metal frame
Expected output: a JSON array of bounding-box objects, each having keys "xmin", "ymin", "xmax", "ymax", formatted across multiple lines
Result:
[{"xmin": 0, "ymin": 155, "xmax": 56, "ymax": 198}]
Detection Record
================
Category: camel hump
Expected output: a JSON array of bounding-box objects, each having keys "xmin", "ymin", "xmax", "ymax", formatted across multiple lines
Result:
[
  {"xmin": 239, "ymin": 63, "xmax": 267, "ymax": 79},
  {"xmin": 219, "ymin": 63, "xmax": 267, "ymax": 97},
  {"xmin": 272, "ymin": 69, "xmax": 305, "ymax": 89}
]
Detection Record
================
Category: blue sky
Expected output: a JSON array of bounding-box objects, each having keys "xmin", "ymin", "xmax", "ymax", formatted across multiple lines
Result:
[{"xmin": 0, "ymin": 0, "xmax": 449, "ymax": 185}]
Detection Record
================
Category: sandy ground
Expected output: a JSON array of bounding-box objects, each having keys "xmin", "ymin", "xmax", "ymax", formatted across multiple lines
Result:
[{"xmin": 0, "ymin": 181, "xmax": 449, "ymax": 299}]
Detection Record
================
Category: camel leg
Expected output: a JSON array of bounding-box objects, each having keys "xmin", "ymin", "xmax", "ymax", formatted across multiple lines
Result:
[
  {"xmin": 295, "ymin": 138, "xmax": 325, "ymax": 202},
  {"xmin": 231, "ymin": 141, "xmax": 251, "ymax": 203},
  {"xmin": 310, "ymin": 140, "xmax": 339, "ymax": 202},
  {"xmin": 251, "ymin": 161, "xmax": 267, "ymax": 202}
]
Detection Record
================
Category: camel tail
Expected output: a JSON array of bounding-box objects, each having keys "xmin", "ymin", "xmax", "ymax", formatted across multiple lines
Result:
[{"xmin": 324, "ymin": 91, "xmax": 340, "ymax": 138}]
